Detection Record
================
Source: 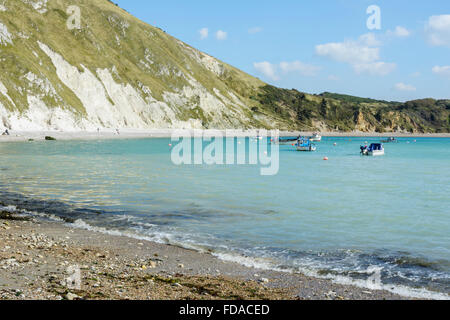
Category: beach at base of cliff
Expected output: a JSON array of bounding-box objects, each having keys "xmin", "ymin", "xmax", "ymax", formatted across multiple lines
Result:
[
  {"xmin": 0, "ymin": 129, "xmax": 449, "ymax": 143},
  {"xmin": 0, "ymin": 213, "xmax": 413, "ymax": 301}
]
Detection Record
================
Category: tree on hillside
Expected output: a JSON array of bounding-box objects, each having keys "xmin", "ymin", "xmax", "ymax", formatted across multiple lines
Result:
[{"xmin": 320, "ymin": 98, "xmax": 328, "ymax": 117}]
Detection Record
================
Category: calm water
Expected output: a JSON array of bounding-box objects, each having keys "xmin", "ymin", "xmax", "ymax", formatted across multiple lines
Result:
[{"xmin": 0, "ymin": 137, "xmax": 449, "ymax": 297}]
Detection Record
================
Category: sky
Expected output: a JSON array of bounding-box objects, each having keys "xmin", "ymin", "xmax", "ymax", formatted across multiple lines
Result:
[{"xmin": 114, "ymin": 0, "xmax": 450, "ymax": 102}]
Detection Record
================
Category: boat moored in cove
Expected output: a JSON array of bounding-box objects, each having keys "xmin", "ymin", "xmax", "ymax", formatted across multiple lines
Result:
[
  {"xmin": 273, "ymin": 136, "xmax": 300, "ymax": 145},
  {"xmin": 381, "ymin": 137, "xmax": 398, "ymax": 143},
  {"xmin": 309, "ymin": 133, "xmax": 322, "ymax": 142},
  {"xmin": 360, "ymin": 143, "xmax": 385, "ymax": 156},
  {"xmin": 297, "ymin": 138, "xmax": 317, "ymax": 151}
]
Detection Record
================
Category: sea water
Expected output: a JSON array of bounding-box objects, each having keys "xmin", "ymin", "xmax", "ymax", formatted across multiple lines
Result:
[{"xmin": 0, "ymin": 137, "xmax": 449, "ymax": 298}]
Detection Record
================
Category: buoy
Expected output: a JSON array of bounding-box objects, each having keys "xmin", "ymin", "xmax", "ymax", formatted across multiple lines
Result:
[
  {"xmin": 333, "ymin": 143, "xmax": 337, "ymax": 146},
  {"xmin": 323, "ymin": 157, "xmax": 329, "ymax": 161},
  {"xmin": 168, "ymin": 144, "xmax": 172, "ymax": 147}
]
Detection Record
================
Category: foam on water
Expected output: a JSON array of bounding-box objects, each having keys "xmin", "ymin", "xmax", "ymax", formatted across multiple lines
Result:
[
  {"xmin": 213, "ymin": 252, "xmax": 449, "ymax": 300},
  {"xmin": 0, "ymin": 204, "xmax": 65, "ymax": 222}
]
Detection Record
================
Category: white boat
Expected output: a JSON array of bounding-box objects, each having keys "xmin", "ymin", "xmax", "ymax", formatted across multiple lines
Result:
[
  {"xmin": 360, "ymin": 143, "xmax": 385, "ymax": 156},
  {"xmin": 309, "ymin": 133, "xmax": 322, "ymax": 142}
]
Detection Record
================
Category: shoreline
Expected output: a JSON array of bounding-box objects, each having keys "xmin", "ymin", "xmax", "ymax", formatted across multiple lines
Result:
[
  {"xmin": 0, "ymin": 129, "xmax": 449, "ymax": 143},
  {"xmin": 0, "ymin": 213, "xmax": 421, "ymax": 300}
]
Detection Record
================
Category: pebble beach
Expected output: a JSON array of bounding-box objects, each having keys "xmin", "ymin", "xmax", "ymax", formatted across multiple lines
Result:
[{"xmin": 0, "ymin": 211, "xmax": 411, "ymax": 300}]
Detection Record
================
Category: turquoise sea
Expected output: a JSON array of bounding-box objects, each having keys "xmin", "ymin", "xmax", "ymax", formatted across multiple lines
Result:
[{"xmin": 0, "ymin": 136, "xmax": 449, "ymax": 298}]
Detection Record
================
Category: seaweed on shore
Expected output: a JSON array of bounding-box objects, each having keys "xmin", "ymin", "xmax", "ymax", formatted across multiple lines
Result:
[{"xmin": 0, "ymin": 211, "xmax": 31, "ymax": 221}]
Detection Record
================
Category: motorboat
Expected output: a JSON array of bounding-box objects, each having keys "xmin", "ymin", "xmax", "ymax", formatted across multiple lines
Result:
[
  {"xmin": 297, "ymin": 138, "xmax": 317, "ymax": 152},
  {"xmin": 381, "ymin": 137, "xmax": 398, "ymax": 143},
  {"xmin": 360, "ymin": 143, "xmax": 385, "ymax": 156},
  {"xmin": 309, "ymin": 133, "xmax": 322, "ymax": 142},
  {"xmin": 273, "ymin": 136, "xmax": 300, "ymax": 145}
]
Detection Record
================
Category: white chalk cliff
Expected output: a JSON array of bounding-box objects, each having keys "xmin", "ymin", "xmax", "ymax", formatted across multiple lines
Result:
[{"xmin": 0, "ymin": 0, "xmax": 271, "ymax": 131}]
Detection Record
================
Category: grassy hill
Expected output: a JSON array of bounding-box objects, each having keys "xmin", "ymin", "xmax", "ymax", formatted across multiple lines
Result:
[
  {"xmin": 255, "ymin": 87, "xmax": 450, "ymax": 133},
  {"xmin": 0, "ymin": 0, "xmax": 448, "ymax": 133}
]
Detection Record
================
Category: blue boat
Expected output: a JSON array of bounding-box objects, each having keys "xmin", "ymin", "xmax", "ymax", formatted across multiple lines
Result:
[{"xmin": 296, "ymin": 137, "xmax": 317, "ymax": 152}]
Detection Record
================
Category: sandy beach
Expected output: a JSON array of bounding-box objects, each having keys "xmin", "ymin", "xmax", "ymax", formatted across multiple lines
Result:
[
  {"xmin": 0, "ymin": 211, "xmax": 413, "ymax": 300},
  {"xmin": 0, "ymin": 129, "xmax": 449, "ymax": 143}
]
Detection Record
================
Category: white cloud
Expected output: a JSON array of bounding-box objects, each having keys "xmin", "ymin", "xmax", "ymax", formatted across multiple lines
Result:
[
  {"xmin": 199, "ymin": 28, "xmax": 209, "ymax": 40},
  {"xmin": 316, "ymin": 41, "xmax": 380, "ymax": 65},
  {"xmin": 432, "ymin": 65, "xmax": 450, "ymax": 77},
  {"xmin": 387, "ymin": 26, "xmax": 411, "ymax": 38},
  {"xmin": 410, "ymin": 71, "xmax": 421, "ymax": 77},
  {"xmin": 315, "ymin": 35, "xmax": 396, "ymax": 76},
  {"xmin": 359, "ymin": 33, "xmax": 382, "ymax": 46},
  {"xmin": 248, "ymin": 27, "xmax": 263, "ymax": 34},
  {"xmin": 254, "ymin": 62, "xmax": 279, "ymax": 81},
  {"xmin": 216, "ymin": 30, "xmax": 228, "ymax": 41},
  {"xmin": 425, "ymin": 15, "xmax": 450, "ymax": 46},
  {"xmin": 354, "ymin": 62, "xmax": 397, "ymax": 76},
  {"xmin": 394, "ymin": 82, "xmax": 416, "ymax": 92},
  {"xmin": 279, "ymin": 61, "xmax": 321, "ymax": 77}
]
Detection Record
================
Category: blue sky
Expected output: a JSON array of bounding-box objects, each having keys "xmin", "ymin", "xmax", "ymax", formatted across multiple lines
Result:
[{"xmin": 115, "ymin": 0, "xmax": 450, "ymax": 102}]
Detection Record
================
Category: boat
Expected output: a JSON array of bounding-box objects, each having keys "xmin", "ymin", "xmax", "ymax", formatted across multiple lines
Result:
[
  {"xmin": 296, "ymin": 138, "xmax": 317, "ymax": 152},
  {"xmin": 360, "ymin": 143, "xmax": 385, "ymax": 156},
  {"xmin": 381, "ymin": 137, "xmax": 398, "ymax": 143},
  {"xmin": 273, "ymin": 136, "xmax": 299, "ymax": 145},
  {"xmin": 309, "ymin": 133, "xmax": 322, "ymax": 142}
]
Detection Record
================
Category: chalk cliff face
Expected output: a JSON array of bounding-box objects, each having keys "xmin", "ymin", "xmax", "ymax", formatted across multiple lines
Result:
[
  {"xmin": 0, "ymin": 0, "xmax": 449, "ymax": 133},
  {"xmin": 0, "ymin": 0, "xmax": 272, "ymax": 131}
]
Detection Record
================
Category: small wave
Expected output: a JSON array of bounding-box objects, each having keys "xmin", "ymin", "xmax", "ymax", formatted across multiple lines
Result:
[
  {"xmin": 69, "ymin": 218, "xmax": 175, "ymax": 245},
  {"xmin": 0, "ymin": 204, "xmax": 66, "ymax": 222},
  {"xmin": 213, "ymin": 252, "xmax": 289, "ymax": 272},
  {"xmin": 393, "ymin": 256, "xmax": 448, "ymax": 270},
  {"xmin": 213, "ymin": 251, "xmax": 450, "ymax": 300}
]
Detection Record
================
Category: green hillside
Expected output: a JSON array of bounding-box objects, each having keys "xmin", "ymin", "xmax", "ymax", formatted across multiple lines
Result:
[{"xmin": 0, "ymin": 0, "xmax": 448, "ymax": 133}]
